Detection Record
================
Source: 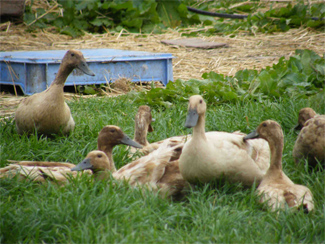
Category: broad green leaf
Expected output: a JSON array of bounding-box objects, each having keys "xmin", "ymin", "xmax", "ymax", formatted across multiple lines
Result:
[{"xmin": 156, "ymin": 0, "xmax": 182, "ymax": 28}]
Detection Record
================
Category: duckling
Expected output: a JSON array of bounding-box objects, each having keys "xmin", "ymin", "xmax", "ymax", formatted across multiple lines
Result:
[
  {"xmin": 179, "ymin": 95, "xmax": 270, "ymax": 186},
  {"xmin": 15, "ymin": 49, "xmax": 95, "ymax": 136},
  {"xmin": 0, "ymin": 125, "xmax": 142, "ymax": 183},
  {"xmin": 292, "ymin": 108, "xmax": 325, "ymax": 168},
  {"xmin": 72, "ymin": 141, "xmax": 190, "ymax": 199},
  {"xmin": 244, "ymin": 120, "xmax": 314, "ymax": 212}
]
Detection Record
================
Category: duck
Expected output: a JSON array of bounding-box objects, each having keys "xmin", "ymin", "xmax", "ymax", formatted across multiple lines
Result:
[
  {"xmin": 72, "ymin": 140, "xmax": 190, "ymax": 200},
  {"xmin": 131, "ymin": 105, "xmax": 190, "ymax": 157},
  {"xmin": 0, "ymin": 160, "xmax": 87, "ymax": 184},
  {"xmin": 244, "ymin": 120, "xmax": 314, "ymax": 212},
  {"xmin": 179, "ymin": 95, "xmax": 270, "ymax": 186},
  {"xmin": 15, "ymin": 49, "xmax": 95, "ymax": 136},
  {"xmin": 294, "ymin": 107, "xmax": 318, "ymax": 130},
  {"xmin": 292, "ymin": 108, "xmax": 324, "ymax": 168},
  {"xmin": 0, "ymin": 125, "xmax": 143, "ymax": 183},
  {"xmin": 129, "ymin": 105, "xmax": 155, "ymax": 155},
  {"xmin": 97, "ymin": 125, "xmax": 144, "ymax": 172}
]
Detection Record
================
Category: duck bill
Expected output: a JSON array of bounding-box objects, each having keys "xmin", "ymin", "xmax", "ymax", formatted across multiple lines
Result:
[
  {"xmin": 77, "ymin": 61, "xmax": 95, "ymax": 76},
  {"xmin": 243, "ymin": 130, "xmax": 259, "ymax": 141},
  {"xmin": 185, "ymin": 108, "xmax": 199, "ymax": 128},
  {"xmin": 71, "ymin": 158, "xmax": 93, "ymax": 171},
  {"xmin": 294, "ymin": 123, "xmax": 302, "ymax": 130},
  {"xmin": 148, "ymin": 118, "xmax": 155, "ymax": 132},
  {"xmin": 121, "ymin": 134, "xmax": 143, "ymax": 148}
]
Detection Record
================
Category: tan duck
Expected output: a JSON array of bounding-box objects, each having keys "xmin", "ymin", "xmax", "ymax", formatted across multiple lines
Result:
[
  {"xmin": 0, "ymin": 125, "xmax": 142, "ymax": 183},
  {"xmin": 15, "ymin": 49, "xmax": 95, "ymax": 136},
  {"xmin": 72, "ymin": 140, "xmax": 190, "ymax": 200},
  {"xmin": 179, "ymin": 95, "xmax": 270, "ymax": 186},
  {"xmin": 294, "ymin": 108, "xmax": 318, "ymax": 130},
  {"xmin": 131, "ymin": 105, "xmax": 190, "ymax": 156},
  {"xmin": 293, "ymin": 108, "xmax": 324, "ymax": 168},
  {"xmin": 97, "ymin": 125, "xmax": 143, "ymax": 171},
  {"xmin": 244, "ymin": 120, "xmax": 314, "ymax": 212},
  {"xmin": 129, "ymin": 105, "xmax": 155, "ymax": 154},
  {"xmin": 0, "ymin": 160, "xmax": 82, "ymax": 183}
]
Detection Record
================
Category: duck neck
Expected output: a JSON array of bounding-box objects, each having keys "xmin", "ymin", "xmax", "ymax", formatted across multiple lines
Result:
[
  {"xmin": 92, "ymin": 169, "xmax": 111, "ymax": 181},
  {"xmin": 268, "ymin": 138, "xmax": 283, "ymax": 172},
  {"xmin": 134, "ymin": 125, "xmax": 149, "ymax": 147},
  {"xmin": 192, "ymin": 114, "xmax": 206, "ymax": 140},
  {"xmin": 51, "ymin": 62, "xmax": 74, "ymax": 86},
  {"xmin": 97, "ymin": 145, "xmax": 117, "ymax": 172}
]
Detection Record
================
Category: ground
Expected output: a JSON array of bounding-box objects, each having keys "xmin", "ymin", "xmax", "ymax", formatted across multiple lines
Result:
[{"xmin": 0, "ymin": 14, "xmax": 324, "ymax": 117}]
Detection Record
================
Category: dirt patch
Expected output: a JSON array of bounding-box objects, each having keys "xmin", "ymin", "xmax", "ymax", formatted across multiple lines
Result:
[{"xmin": 0, "ymin": 1, "xmax": 324, "ymax": 117}]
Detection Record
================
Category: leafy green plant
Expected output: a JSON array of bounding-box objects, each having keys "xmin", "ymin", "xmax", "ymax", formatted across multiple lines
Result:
[
  {"xmin": 23, "ymin": 0, "xmax": 324, "ymax": 37},
  {"xmin": 132, "ymin": 49, "xmax": 324, "ymax": 107},
  {"xmin": 24, "ymin": 0, "xmax": 213, "ymax": 36},
  {"xmin": 188, "ymin": 1, "xmax": 325, "ymax": 35}
]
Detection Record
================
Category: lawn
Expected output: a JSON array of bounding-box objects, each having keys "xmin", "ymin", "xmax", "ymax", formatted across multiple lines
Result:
[{"xmin": 0, "ymin": 92, "xmax": 324, "ymax": 243}]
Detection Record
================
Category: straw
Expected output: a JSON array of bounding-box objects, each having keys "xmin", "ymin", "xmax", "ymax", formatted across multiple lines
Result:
[{"xmin": 0, "ymin": 0, "xmax": 324, "ymax": 117}]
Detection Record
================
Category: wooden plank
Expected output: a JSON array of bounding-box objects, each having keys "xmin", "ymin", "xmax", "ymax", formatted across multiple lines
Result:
[{"xmin": 161, "ymin": 38, "xmax": 227, "ymax": 49}]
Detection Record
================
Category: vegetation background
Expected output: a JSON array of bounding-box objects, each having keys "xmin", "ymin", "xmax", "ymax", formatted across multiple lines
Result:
[{"xmin": 1, "ymin": 0, "xmax": 325, "ymax": 243}]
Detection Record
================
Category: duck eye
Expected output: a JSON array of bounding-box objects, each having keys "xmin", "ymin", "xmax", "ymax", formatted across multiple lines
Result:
[
  {"xmin": 71, "ymin": 53, "xmax": 75, "ymax": 57},
  {"xmin": 110, "ymin": 129, "xmax": 115, "ymax": 133},
  {"xmin": 199, "ymin": 99, "xmax": 203, "ymax": 104},
  {"xmin": 262, "ymin": 123, "xmax": 267, "ymax": 127}
]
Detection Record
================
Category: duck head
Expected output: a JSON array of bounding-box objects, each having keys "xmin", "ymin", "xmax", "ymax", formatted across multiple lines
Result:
[
  {"xmin": 185, "ymin": 95, "xmax": 206, "ymax": 128},
  {"xmin": 295, "ymin": 108, "xmax": 317, "ymax": 130},
  {"xmin": 63, "ymin": 50, "xmax": 95, "ymax": 76},
  {"xmin": 244, "ymin": 120, "xmax": 283, "ymax": 144},
  {"xmin": 71, "ymin": 150, "xmax": 109, "ymax": 172},
  {"xmin": 98, "ymin": 125, "xmax": 143, "ymax": 152}
]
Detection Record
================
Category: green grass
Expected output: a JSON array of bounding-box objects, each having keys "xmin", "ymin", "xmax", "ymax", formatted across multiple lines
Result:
[{"xmin": 0, "ymin": 94, "xmax": 324, "ymax": 243}]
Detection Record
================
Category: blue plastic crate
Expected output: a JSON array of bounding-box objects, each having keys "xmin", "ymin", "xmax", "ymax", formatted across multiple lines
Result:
[{"xmin": 0, "ymin": 49, "xmax": 174, "ymax": 95}]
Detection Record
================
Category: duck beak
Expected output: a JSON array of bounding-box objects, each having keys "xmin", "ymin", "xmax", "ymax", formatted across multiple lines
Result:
[
  {"xmin": 121, "ymin": 134, "xmax": 143, "ymax": 148},
  {"xmin": 148, "ymin": 124, "xmax": 154, "ymax": 132},
  {"xmin": 185, "ymin": 108, "xmax": 199, "ymax": 128},
  {"xmin": 243, "ymin": 130, "xmax": 259, "ymax": 141},
  {"xmin": 148, "ymin": 118, "xmax": 155, "ymax": 132},
  {"xmin": 71, "ymin": 158, "xmax": 93, "ymax": 171},
  {"xmin": 294, "ymin": 123, "xmax": 302, "ymax": 130},
  {"xmin": 77, "ymin": 61, "xmax": 95, "ymax": 76}
]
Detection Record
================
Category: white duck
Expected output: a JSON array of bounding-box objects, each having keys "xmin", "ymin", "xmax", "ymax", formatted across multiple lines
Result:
[
  {"xmin": 244, "ymin": 120, "xmax": 314, "ymax": 212},
  {"xmin": 179, "ymin": 95, "xmax": 270, "ymax": 186},
  {"xmin": 293, "ymin": 108, "xmax": 324, "ymax": 168},
  {"xmin": 15, "ymin": 49, "xmax": 95, "ymax": 136}
]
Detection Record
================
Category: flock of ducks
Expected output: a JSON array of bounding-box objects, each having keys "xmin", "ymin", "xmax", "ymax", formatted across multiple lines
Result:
[{"xmin": 2, "ymin": 49, "xmax": 324, "ymax": 213}]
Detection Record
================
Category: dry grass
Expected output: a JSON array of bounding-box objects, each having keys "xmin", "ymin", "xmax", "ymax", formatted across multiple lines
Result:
[
  {"xmin": 0, "ymin": 0, "xmax": 324, "ymax": 116},
  {"xmin": 1, "ymin": 25, "xmax": 324, "ymax": 80}
]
